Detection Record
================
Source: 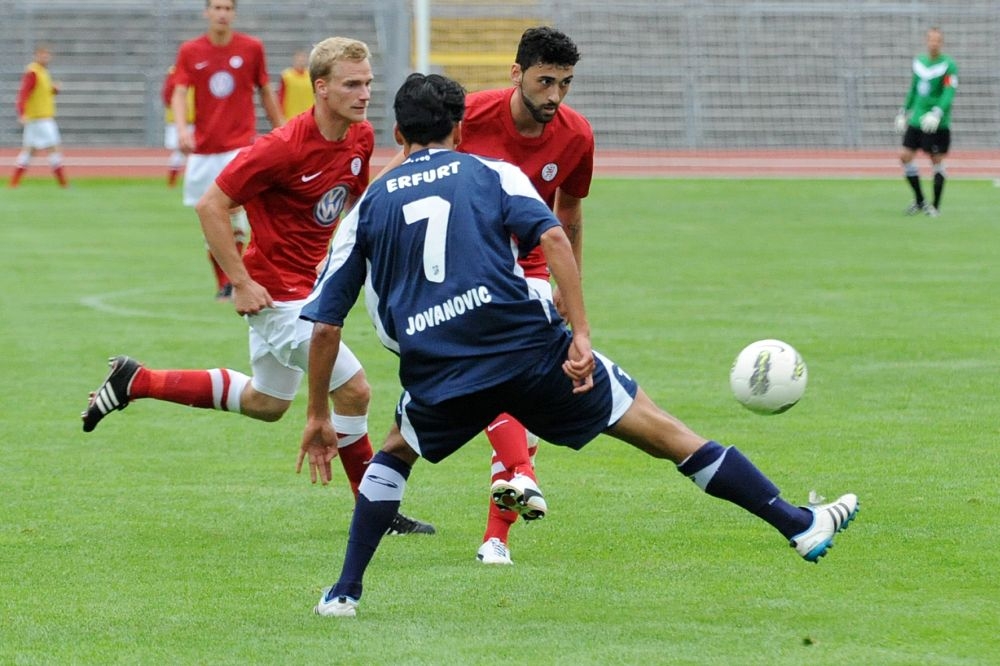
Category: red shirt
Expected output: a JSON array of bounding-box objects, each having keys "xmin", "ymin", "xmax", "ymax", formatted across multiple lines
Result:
[
  {"xmin": 173, "ymin": 32, "xmax": 270, "ymax": 154},
  {"xmin": 459, "ymin": 88, "xmax": 594, "ymax": 278},
  {"xmin": 15, "ymin": 70, "xmax": 38, "ymax": 118},
  {"xmin": 216, "ymin": 113, "xmax": 374, "ymax": 300}
]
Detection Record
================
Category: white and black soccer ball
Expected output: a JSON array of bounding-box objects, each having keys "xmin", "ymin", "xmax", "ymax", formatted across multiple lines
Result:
[{"xmin": 729, "ymin": 339, "xmax": 807, "ymax": 415}]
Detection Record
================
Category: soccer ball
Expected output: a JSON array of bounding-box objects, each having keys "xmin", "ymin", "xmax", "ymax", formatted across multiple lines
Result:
[{"xmin": 729, "ymin": 339, "xmax": 807, "ymax": 415}]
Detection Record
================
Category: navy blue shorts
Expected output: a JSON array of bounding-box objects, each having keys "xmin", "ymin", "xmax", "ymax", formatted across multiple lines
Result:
[{"xmin": 395, "ymin": 338, "xmax": 638, "ymax": 463}]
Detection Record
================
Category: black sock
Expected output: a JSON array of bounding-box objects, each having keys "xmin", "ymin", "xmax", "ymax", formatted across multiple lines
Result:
[
  {"xmin": 933, "ymin": 172, "xmax": 945, "ymax": 208},
  {"xmin": 906, "ymin": 174, "xmax": 924, "ymax": 205}
]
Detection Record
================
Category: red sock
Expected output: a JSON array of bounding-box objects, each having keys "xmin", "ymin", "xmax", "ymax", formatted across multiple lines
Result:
[
  {"xmin": 485, "ymin": 413, "xmax": 535, "ymax": 480},
  {"xmin": 9, "ymin": 166, "xmax": 26, "ymax": 188},
  {"xmin": 483, "ymin": 489, "xmax": 519, "ymax": 543},
  {"xmin": 53, "ymin": 166, "xmax": 68, "ymax": 187},
  {"xmin": 130, "ymin": 367, "xmax": 246, "ymax": 411},
  {"xmin": 337, "ymin": 435, "xmax": 374, "ymax": 498},
  {"xmin": 482, "ymin": 414, "xmax": 534, "ymax": 544},
  {"xmin": 168, "ymin": 168, "xmax": 180, "ymax": 187}
]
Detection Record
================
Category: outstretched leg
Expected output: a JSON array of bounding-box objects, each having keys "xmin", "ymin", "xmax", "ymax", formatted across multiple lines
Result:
[
  {"xmin": 607, "ymin": 389, "xmax": 857, "ymax": 561},
  {"xmin": 81, "ymin": 355, "xmax": 253, "ymax": 432}
]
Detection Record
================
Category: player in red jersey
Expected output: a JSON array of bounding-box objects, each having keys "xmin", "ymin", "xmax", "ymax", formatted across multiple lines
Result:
[
  {"xmin": 171, "ymin": 0, "xmax": 284, "ymax": 300},
  {"xmin": 460, "ymin": 27, "xmax": 593, "ymax": 565},
  {"xmin": 371, "ymin": 26, "xmax": 592, "ymax": 563},
  {"xmin": 81, "ymin": 37, "xmax": 435, "ymax": 537}
]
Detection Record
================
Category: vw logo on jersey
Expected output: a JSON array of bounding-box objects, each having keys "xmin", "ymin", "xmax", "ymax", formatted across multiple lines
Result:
[
  {"xmin": 314, "ymin": 184, "xmax": 350, "ymax": 227},
  {"xmin": 541, "ymin": 162, "xmax": 559, "ymax": 182},
  {"xmin": 229, "ymin": 55, "xmax": 244, "ymax": 69},
  {"xmin": 917, "ymin": 79, "xmax": 931, "ymax": 96},
  {"xmin": 209, "ymin": 71, "xmax": 235, "ymax": 99},
  {"xmin": 350, "ymin": 156, "xmax": 363, "ymax": 176}
]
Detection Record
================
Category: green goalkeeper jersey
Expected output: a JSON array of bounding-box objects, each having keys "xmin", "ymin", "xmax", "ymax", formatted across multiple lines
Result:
[{"xmin": 903, "ymin": 53, "xmax": 958, "ymax": 129}]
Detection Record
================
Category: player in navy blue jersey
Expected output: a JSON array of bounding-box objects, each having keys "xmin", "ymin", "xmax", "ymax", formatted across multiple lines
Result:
[{"xmin": 299, "ymin": 73, "xmax": 861, "ymax": 617}]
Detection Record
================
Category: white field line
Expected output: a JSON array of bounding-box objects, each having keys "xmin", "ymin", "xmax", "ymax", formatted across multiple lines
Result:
[{"xmin": 80, "ymin": 287, "xmax": 230, "ymax": 323}]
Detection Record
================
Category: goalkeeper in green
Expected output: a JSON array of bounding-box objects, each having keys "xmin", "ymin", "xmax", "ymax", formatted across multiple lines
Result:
[{"xmin": 895, "ymin": 27, "xmax": 957, "ymax": 217}]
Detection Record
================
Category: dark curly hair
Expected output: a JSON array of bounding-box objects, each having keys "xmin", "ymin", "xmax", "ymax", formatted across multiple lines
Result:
[{"xmin": 515, "ymin": 26, "xmax": 580, "ymax": 69}]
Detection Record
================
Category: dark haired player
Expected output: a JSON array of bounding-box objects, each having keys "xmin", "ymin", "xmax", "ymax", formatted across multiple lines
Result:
[
  {"xmin": 300, "ymin": 72, "xmax": 859, "ymax": 617},
  {"xmin": 460, "ymin": 26, "xmax": 594, "ymax": 565}
]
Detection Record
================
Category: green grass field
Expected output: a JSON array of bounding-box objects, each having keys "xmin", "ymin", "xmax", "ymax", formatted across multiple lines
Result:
[{"xmin": 2, "ymin": 177, "xmax": 998, "ymax": 664}]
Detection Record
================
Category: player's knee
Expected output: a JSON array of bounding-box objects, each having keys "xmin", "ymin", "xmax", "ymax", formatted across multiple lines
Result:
[
  {"xmin": 611, "ymin": 391, "xmax": 704, "ymax": 462},
  {"xmin": 332, "ymin": 371, "xmax": 371, "ymax": 412},
  {"xmin": 382, "ymin": 427, "xmax": 419, "ymax": 466}
]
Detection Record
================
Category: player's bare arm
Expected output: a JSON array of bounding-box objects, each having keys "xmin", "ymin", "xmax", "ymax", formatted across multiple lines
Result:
[
  {"xmin": 299, "ymin": 322, "xmax": 344, "ymax": 484},
  {"xmin": 170, "ymin": 84, "xmax": 194, "ymax": 154},
  {"xmin": 259, "ymin": 83, "xmax": 285, "ymax": 128},
  {"xmin": 554, "ymin": 189, "xmax": 584, "ymax": 268},
  {"xmin": 551, "ymin": 189, "xmax": 584, "ymax": 316},
  {"xmin": 539, "ymin": 225, "xmax": 594, "ymax": 392},
  {"xmin": 195, "ymin": 183, "xmax": 273, "ymax": 315}
]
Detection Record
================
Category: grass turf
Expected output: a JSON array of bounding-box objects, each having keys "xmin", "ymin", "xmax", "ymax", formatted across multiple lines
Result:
[{"xmin": 1, "ymin": 177, "xmax": 997, "ymax": 664}]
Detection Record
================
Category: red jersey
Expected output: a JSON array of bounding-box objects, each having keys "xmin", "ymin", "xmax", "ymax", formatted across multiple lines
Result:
[
  {"xmin": 216, "ymin": 113, "xmax": 374, "ymax": 300},
  {"xmin": 459, "ymin": 87, "xmax": 594, "ymax": 278},
  {"xmin": 173, "ymin": 32, "xmax": 270, "ymax": 154}
]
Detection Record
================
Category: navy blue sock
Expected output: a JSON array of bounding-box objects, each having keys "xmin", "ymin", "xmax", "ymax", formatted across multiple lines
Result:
[
  {"xmin": 329, "ymin": 450, "xmax": 411, "ymax": 601},
  {"xmin": 678, "ymin": 441, "xmax": 811, "ymax": 539}
]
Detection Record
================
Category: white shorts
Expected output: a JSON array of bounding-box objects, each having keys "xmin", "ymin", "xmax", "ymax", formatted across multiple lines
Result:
[
  {"xmin": 183, "ymin": 149, "xmax": 241, "ymax": 206},
  {"xmin": 22, "ymin": 118, "xmax": 61, "ymax": 150},
  {"xmin": 163, "ymin": 124, "xmax": 194, "ymax": 151},
  {"xmin": 246, "ymin": 300, "xmax": 363, "ymax": 401}
]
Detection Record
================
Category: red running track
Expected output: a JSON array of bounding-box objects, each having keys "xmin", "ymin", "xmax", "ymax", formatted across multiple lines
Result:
[{"xmin": 3, "ymin": 147, "xmax": 1000, "ymax": 179}]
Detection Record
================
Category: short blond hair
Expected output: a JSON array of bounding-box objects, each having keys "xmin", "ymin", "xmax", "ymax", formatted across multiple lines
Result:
[{"xmin": 309, "ymin": 37, "xmax": 371, "ymax": 84}]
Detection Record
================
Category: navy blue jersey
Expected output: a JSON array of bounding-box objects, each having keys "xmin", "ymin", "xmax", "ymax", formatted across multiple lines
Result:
[{"xmin": 300, "ymin": 148, "xmax": 566, "ymax": 404}]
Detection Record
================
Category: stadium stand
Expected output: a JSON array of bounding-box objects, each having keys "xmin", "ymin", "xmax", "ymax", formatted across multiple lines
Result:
[{"xmin": 2, "ymin": 0, "xmax": 999, "ymax": 152}]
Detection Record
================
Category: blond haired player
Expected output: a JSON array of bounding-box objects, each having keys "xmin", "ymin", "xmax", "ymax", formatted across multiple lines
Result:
[{"xmin": 82, "ymin": 37, "xmax": 434, "ymax": 537}]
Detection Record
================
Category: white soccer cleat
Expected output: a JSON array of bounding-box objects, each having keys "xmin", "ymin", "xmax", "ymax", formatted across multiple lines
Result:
[
  {"xmin": 476, "ymin": 537, "xmax": 513, "ymax": 565},
  {"xmin": 314, "ymin": 589, "xmax": 358, "ymax": 617},
  {"xmin": 790, "ymin": 492, "xmax": 859, "ymax": 563},
  {"xmin": 491, "ymin": 474, "xmax": 547, "ymax": 521}
]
